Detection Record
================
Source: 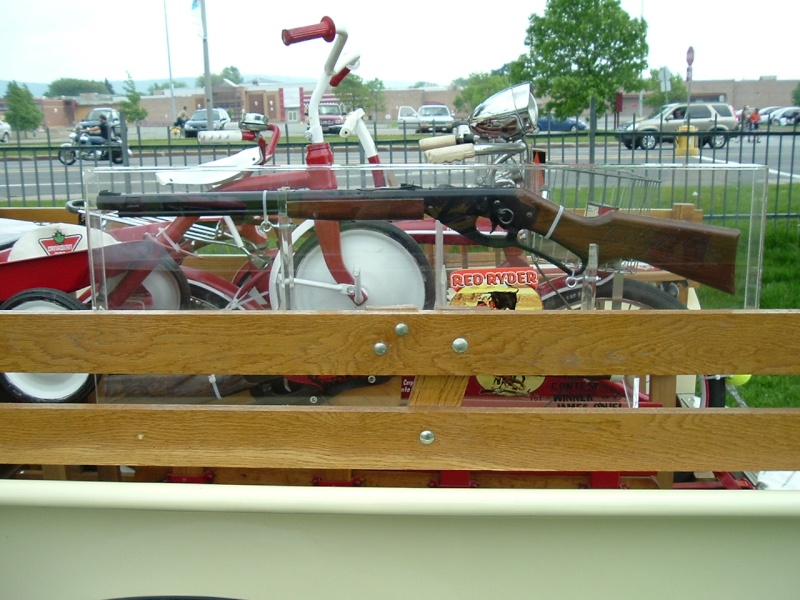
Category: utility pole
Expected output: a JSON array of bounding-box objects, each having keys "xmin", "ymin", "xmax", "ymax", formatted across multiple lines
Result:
[
  {"xmin": 163, "ymin": 0, "xmax": 176, "ymax": 125},
  {"xmin": 200, "ymin": 0, "xmax": 214, "ymax": 132}
]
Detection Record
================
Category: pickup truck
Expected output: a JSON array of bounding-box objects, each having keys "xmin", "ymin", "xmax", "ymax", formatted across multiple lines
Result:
[
  {"xmin": 318, "ymin": 103, "xmax": 345, "ymax": 134},
  {"xmin": 416, "ymin": 105, "xmax": 455, "ymax": 133}
]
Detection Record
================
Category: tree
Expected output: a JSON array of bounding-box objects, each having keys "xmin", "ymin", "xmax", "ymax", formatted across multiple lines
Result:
[
  {"xmin": 220, "ymin": 66, "xmax": 243, "ymax": 84},
  {"xmin": 643, "ymin": 68, "xmax": 688, "ymax": 111},
  {"xmin": 195, "ymin": 73, "xmax": 225, "ymax": 87},
  {"xmin": 364, "ymin": 78, "xmax": 386, "ymax": 120},
  {"xmin": 118, "ymin": 73, "xmax": 148, "ymax": 123},
  {"xmin": 104, "ymin": 78, "xmax": 115, "ymax": 95},
  {"xmin": 336, "ymin": 74, "xmax": 370, "ymax": 112},
  {"xmin": 194, "ymin": 66, "xmax": 243, "ymax": 88},
  {"xmin": 454, "ymin": 72, "xmax": 511, "ymax": 115},
  {"xmin": 44, "ymin": 78, "xmax": 109, "ymax": 98},
  {"xmin": 148, "ymin": 81, "xmax": 188, "ymax": 95},
  {"xmin": 4, "ymin": 81, "xmax": 43, "ymax": 133},
  {"xmin": 515, "ymin": 0, "xmax": 648, "ymax": 117},
  {"xmin": 792, "ymin": 83, "xmax": 800, "ymax": 107}
]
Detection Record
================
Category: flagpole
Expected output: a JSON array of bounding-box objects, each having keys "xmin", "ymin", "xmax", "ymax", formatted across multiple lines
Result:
[
  {"xmin": 163, "ymin": 0, "xmax": 177, "ymax": 124},
  {"xmin": 200, "ymin": 0, "xmax": 214, "ymax": 132}
]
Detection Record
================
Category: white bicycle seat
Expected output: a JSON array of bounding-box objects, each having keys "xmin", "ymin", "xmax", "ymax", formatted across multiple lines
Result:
[{"xmin": 155, "ymin": 146, "xmax": 263, "ymax": 186}]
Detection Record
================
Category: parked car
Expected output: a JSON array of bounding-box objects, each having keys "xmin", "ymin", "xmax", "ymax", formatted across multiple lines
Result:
[
  {"xmin": 239, "ymin": 112, "xmax": 268, "ymax": 131},
  {"xmin": 615, "ymin": 102, "xmax": 739, "ymax": 150},
  {"xmin": 757, "ymin": 106, "xmax": 782, "ymax": 124},
  {"xmin": 77, "ymin": 107, "xmax": 121, "ymax": 136},
  {"xmin": 318, "ymin": 103, "xmax": 344, "ymax": 134},
  {"xmin": 769, "ymin": 106, "xmax": 800, "ymax": 126},
  {"xmin": 781, "ymin": 108, "xmax": 800, "ymax": 126},
  {"xmin": 183, "ymin": 108, "xmax": 231, "ymax": 138},
  {"xmin": 397, "ymin": 105, "xmax": 420, "ymax": 129},
  {"xmin": 0, "ymin": 119, "xmax": 10, "ymax": 143},
  {"xmin": 537, "ymin": 115, "xmax": 587, "ymax": 132},
  {"xmin": 416, "ymin": 105, "xmax": 454, "ymax": 133}
]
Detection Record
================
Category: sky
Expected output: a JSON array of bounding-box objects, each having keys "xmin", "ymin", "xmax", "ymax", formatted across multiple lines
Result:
[{"xmin": 0, "ymin": 0, "xmax": 795, "ymax": 89}]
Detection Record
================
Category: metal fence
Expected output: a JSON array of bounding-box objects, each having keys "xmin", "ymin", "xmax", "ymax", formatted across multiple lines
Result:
[{"xmin": 1, "ymin": 122, "xmax": 798, "ymax": 232}]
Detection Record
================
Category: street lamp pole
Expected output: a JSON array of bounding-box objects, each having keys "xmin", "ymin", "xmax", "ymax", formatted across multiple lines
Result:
[
  {"xmin": 162, "ymin": 0, "xmax": 176, "ymax": 125},
  {"xmin": 200, "ymin": 0, "xmax": 214, "ymax": 132}
]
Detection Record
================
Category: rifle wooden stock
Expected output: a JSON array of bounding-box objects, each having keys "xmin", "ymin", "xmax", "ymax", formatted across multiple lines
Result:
[{"xmin": 515, "ymin": 189, "xmax": 740, "ymax": 294}]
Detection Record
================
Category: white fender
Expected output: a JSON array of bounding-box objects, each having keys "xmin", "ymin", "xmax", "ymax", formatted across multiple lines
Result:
[{"xmin": 155, "ymin": 146, "xmax": 263, "ymax": 186}]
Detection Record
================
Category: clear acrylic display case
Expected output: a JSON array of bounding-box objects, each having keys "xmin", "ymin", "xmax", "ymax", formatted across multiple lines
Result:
[{"xmin": 81, "ymin": 161, "xmax": 767, "ymax": 406}]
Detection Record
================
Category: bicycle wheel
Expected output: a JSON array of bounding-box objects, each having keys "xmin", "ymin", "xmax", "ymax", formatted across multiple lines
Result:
[
  {"xmin": 272, "ymin": 221, "xmax": 435, "ymax": 310},
  {"xmin": 541, "ymin": 277, "xmax": 686, "ymax": 311},
  {"xmin": 104, "ymin": 257, "xmax": 191, "ymax": 310},
  {"xmin": 540, "ymin": 277, "xmax": 724, "ymax": 407},
  {"xmin": 0, "ymin": 288, "xmax": 94, "ymax": 403},
  {"xmin": 188, "ymin": 282, "xmax": 235, "ymax": 310}
]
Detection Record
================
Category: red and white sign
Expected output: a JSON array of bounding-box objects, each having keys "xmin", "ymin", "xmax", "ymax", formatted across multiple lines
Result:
[
  {"xmin": 686, "ymin": 46, "xmax": 695, "ymax": 66},
  {"xmin": 38, "ymin": 230, "xmax": 83, "ymax": 256}
]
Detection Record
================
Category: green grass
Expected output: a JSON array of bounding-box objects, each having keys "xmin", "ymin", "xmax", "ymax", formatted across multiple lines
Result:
[
  {"xmin": 733, "ymin": 374, "xmax": 800, "ymax": 408},
  {"xmin": 696, "ymin": 226, "xmax": 800, "ymax": 407}
]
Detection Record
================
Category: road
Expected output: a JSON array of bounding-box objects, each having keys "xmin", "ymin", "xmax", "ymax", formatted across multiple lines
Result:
[{"xmin": 1, "ymin": 135, "xmax": 797, "ymax": 204}]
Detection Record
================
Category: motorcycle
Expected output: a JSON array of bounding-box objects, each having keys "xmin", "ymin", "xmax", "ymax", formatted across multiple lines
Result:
[{"xmin": 57, "ymin": 128, "xmax": 131, "ymax": 166}]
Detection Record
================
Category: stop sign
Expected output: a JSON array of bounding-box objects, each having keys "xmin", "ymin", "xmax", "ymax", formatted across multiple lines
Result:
[{"xmin": 687, "ymin": 46, "xmax": 695, "ymax": 66}]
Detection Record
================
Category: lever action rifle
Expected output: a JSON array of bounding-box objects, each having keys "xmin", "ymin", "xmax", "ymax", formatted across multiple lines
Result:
[{"xmin": 96, "ymin": 185, "xmax": 740, "ymax": 294}]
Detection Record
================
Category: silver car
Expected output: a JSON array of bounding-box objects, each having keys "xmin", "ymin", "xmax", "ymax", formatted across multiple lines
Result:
[{"xmin": 183, "ymin": 108, "xmax": 231, "ymax": 138}]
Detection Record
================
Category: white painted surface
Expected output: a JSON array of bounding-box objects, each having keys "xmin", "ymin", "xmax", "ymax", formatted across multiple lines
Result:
[{"xmin": 1, "ymin": 480, "xmax": 800, "ymax": 599}]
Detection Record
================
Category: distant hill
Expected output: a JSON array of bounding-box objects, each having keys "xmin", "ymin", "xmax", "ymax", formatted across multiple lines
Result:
[
  {"xmin": 2, "ymin": 75, "xmax": 321, "ymax": 99},
  {"xmin": 3, "ymin": 75, "xmax": 421, "ymax": 98},
  {"xmin": 1, "ymin": 81, "xmax": 49, "ymax": 97}
]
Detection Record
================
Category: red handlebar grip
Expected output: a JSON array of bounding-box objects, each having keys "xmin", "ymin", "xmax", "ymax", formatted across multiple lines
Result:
[
  {"xmin": 281, "ymin": 16, "xmax": 336, "ymax": 45},
  {"xmin": 330, "ymin": 67, "xmax": 351, "ymax": 88}
]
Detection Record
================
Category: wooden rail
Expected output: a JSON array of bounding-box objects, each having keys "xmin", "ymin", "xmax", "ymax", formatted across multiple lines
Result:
[{"xmin": 1, "ymin": 309, "xmax": 799, "ymax": 473}]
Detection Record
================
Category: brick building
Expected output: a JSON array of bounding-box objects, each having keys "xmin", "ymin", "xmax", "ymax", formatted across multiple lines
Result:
[
  {"xmin": 16, "ymin": 77, "xmax": 800, "ymax": 129},
  {"xmin": 615, "ymin": 77, "xmax": 800, "ymax": 121}
]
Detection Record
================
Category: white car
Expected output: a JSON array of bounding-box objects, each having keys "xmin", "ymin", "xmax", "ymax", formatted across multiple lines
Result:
[
  {"xmin": 0, "ymin": 119, "xmax": 11, "ymax": 143},
  {"xmin": 397, "ymin": 105, "xmax": 419, "ymax": 130},
  {"xmin": 769, "ymin": 106, "xmax": 800, "ymax": 126},
  {"xmin": 757, "ymin": 106, "xmax": 782, "ymax": 124}
]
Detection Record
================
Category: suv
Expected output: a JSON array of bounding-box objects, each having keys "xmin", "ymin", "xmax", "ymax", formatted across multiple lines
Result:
[
  {"xmin": 416, "ymin": 105, "xmax": 454, "ymax": 133},
  {"xmin": 184, "ymin": 108, "xmax": 231, "ymax": 138},
  {"xmin": 78, "ymin": 107, "xmax": 122, "ymax": 136},
  {"xmin": 616, "ymin": 102, "xmax": 739, "ymax": 150},
  {"xmin": 318, "ymin": 104, "xmax": 345, "ymax": 134}
]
